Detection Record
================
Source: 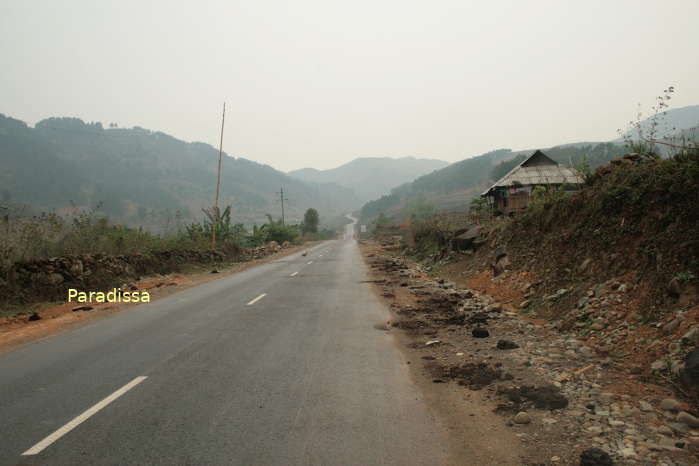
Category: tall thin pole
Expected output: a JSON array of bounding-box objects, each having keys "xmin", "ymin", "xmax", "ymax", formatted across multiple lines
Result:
[
  {"xmin": 278, "ymin": 187, "xmax": 288, "ymax": 225},
  {"xmin": 212, "ymin": 102, "xmax": 226, "ymax": 248}
]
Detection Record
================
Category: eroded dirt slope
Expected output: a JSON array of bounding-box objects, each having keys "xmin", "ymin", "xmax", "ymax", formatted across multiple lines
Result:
[{"xmin": 362, "ymin": 240, "xmax": 699, "ymax": 466}]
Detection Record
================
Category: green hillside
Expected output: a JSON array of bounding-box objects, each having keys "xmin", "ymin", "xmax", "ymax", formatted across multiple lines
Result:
[{"xmin": 0, "ymin": 115, "xmax": 359, "ymax": 230}]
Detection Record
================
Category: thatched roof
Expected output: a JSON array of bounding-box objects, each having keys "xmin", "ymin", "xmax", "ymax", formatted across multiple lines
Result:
[{"xmin": 481, "ymin": 150, "xmax": 583, "ymax": 196}]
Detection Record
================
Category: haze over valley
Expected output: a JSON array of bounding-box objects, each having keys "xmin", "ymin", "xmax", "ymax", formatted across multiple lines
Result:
[{"xmin": 2, "ymin": 2, "xmax": 699, "ymax": 465}]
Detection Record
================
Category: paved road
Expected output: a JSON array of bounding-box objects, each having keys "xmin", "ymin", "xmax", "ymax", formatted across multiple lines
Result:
[
  {"xmin": 343, "ymin": 214, "xmax": 357, "ymax": 240},
  {"xmin": 0, "ymin": 240, "xmax": 450, "ymax": 465}
]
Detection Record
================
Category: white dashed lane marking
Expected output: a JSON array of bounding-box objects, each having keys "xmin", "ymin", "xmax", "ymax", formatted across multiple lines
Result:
[
  {"xmin": 22, "ymin": 376, "xmax": 148, "ymax": 456},
  {"xmin": 246, "ymin": 294, "xmax": 267, "ymax": 306}
]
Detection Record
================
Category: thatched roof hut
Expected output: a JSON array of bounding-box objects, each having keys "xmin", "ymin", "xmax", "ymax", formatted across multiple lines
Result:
[{"xmin": 481, "ymin": 150, "xmax": 582, "ymax": 215}]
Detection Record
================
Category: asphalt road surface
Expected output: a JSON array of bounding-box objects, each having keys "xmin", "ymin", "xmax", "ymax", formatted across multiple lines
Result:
[
  {"xmin": 343, "ymin": 213, "xmax": 357, "ymax": 240},
  {"xmin": 0, "ymin": 239, "xmax": 451, "ymax": 465}
]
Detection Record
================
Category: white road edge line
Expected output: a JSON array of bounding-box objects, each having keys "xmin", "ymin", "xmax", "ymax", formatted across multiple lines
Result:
[
  {"xmin": 22, "ymin": 376, "xmax": 148, "ymax": 456},
  {"xmin": 290, "ymin": 272, "xmax": 298, "ymax": 277},
  {"xmin": 246, "ymin": 293, "xmax": 267, "ymax": 306}
]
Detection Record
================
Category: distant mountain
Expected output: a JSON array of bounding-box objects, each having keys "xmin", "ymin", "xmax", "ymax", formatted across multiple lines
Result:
[
  {"xmin": 359, "ymin": 149, "xmax": 513, "ymax": 221},
  {"xmin": 621, "ymin": 104, "xmax": 699, "ymax": 140},
  {"xmin": 288, "ymin": 156, "xmax": 450, "ymax": 203},
  {"xmin": 0, "ymin": 115, "xmax": 360, "ymax": 230}
]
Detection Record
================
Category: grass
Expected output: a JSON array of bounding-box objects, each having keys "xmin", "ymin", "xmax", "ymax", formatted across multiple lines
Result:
[
  {"xmin": 0, "ymin": 301, "xmax": 57, "ymax": 319},
  {"xmin": 0, "ymin": 205, "xmax": 242, "ymax": 283}
]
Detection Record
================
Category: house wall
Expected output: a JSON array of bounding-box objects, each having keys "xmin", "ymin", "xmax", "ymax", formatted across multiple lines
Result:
[
  {"xmin": 507, "ymin": 191, "xmax": 529, "ymax": 212},
  {"xmin": 494, "ymin": 186, "xmax": 532, "ymax": 214}
]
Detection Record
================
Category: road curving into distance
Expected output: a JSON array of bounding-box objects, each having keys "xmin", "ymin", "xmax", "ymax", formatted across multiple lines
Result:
[{"xmin": 0, "ymin": 238, "xmax": 452, "ymax": 465}]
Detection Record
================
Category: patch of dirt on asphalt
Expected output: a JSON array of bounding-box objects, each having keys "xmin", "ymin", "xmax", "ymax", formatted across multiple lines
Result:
[
  {"xmin": 0, "ymin": 243, "xmax": 314, "ymax": 352},
  {"xmin": 360, "ymin": 239, "xmax": 699, "ymax": 466}
]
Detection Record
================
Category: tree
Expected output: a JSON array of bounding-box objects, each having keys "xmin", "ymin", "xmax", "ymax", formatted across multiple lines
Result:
[
  {"xmin": 405, "ymin": 194, "xmax": 435, "ymax": 222},
  {"xmin": 374, "ymin": 212, "xmax": 390, "ymax": 232},
  {"xmin": 303, "ymin": 208, "xmax": 319, "ymax": 234}
]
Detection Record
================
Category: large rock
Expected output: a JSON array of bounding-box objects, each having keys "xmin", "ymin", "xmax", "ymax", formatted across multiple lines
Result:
[
  {"xmin": 668, "ymin": 422, "xmax": 689, "ymax": 435},
  {"xmin": 494, "ymin": 247, "xmax": 508, "ymax": 262},
  {"xmin": 69, "ymin": 260, "xmax": 84, "ymax": 276},
  {"xmin": 639, "ymin": 400, "xmax": 653, "ymax": 412},
  {"xmin": 579, "ymin": 258, "xmax": 592, "ymax": 273},
  {"xmin": 668, "ymin": 278, "xmax": 683, "ymax": 297},
  {"xmin": 663, "ymin": 318, "xmax": 681, "ymax": 334},
  {"xmin": 491, "ymin": 255, "xmax": 511, "ymax": 277},
  {"xmin": 497, "ymin": 255, "xmax": 511, "ymax": 270},
  {"xmin": 579, "ymin": 448, "xmax": 613, "ymax": 466},
  {"xmin": 46, "ymin": 273, "xmax": 64, "ymax": 285},
  {"xmin": 659, "ymin": 398, "xmax": 682, "ymax": 412},
  {"xmin": 496, "ymin": 339, "xmax": 519, "ymax": 350},
  {"xmin": 681, "ymin": 348, "xmax": 699, "ymax": 389},
  {"xmin": 677, "ymin": 411, "xmax": 699, "ymax": 428},
  {"xmin": 452, "ymin": 225, "xmax": 481, "ymax": 250},
  {"xmin": 668, "ymin": 278, "xmax": 699, "ymax": 305},
  {"xmin": 682, "ymin": 327, "xmax": 699, "ymax": 346}
]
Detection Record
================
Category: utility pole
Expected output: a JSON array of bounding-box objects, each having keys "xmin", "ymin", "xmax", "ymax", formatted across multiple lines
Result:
[
  {"xmin": 212, "ymin": 102, "xmax": 226, "ymax": 248},
  {"xmin": 277, "ymin": 187, "xmax": 288, "ymax": 225}
]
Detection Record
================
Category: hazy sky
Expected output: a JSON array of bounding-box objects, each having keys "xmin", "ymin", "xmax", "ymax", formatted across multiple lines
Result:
[{"xmin": 2, "ymin": 0, "xmax": 698, "ymax": 171}]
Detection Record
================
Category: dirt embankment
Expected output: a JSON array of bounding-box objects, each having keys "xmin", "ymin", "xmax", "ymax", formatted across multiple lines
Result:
[
  {"xmin": 365, "ymin": 152, "xmax": 699, "ymax": 464},
  {"xmin": 362, "ymin": 240, "xmax": 699, "ymax": 466},
  {"xmin": 406, "ymin": 152, "xmax": 699, "ymax": 394}
]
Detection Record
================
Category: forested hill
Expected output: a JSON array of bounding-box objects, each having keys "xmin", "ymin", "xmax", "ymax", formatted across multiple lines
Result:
[
  {"xmin": 0, "ymin": 115, "xmax": 359, "ymax": 229},
  {"xmin": 288, "ymin": 156, "xmax": 449, "ymax": 203}
]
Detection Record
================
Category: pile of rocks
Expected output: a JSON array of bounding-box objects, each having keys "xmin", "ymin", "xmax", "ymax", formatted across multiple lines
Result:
[{"xmin": 247, "ymin": 241, "xmax": 287, "ymax": 260}]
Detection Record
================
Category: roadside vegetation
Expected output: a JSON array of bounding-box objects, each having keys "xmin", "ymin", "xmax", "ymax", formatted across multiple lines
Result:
[{"xmin": 0, "ymin": 203, "xmax": 336, "ymax": 283}]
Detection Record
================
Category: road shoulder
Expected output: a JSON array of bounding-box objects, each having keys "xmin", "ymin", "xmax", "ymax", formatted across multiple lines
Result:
[{"xmin": 360, "ymin": 241, "xmax": 525, "ymax": 466}]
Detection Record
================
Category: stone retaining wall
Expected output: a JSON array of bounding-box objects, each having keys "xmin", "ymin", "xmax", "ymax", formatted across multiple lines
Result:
[{"xmin": 0, "ymin": 241, "xmax": 289, "ymax": 306}]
